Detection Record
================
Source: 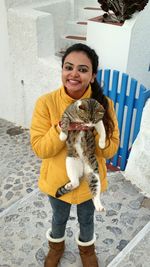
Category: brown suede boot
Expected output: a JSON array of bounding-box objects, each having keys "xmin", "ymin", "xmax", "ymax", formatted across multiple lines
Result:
[
  {"xmin": 78, "ymin": 244, "xmax": 99, "ymax": 267},
  {"xmin": 76, "ymin": 234, "xmax": 99, "ymax": 267},
  {"xmin": 44, "ymin": 229, "xmax": 65, "ymax": 267}
]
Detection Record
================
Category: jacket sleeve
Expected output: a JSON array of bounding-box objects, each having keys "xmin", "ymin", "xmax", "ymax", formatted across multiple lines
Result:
[
  {"xmin": 95, "ymin": 99, "xmax": 120, "ymax": 159},
  {"xmin": 30, "ymin": 96, "xmax": 65, "ymax": 159}
]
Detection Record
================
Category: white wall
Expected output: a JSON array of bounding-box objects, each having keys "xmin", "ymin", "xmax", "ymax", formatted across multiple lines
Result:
[
  {"xmin": 0, "ymin": 0, "xmax": 94, "ymax": 127},
  {"xmin": 87, "ymin": 17, "xmax": 135, "ymax": 73},
  {"xmin": 0, "ymin": 0, "xmax": 67, "ymax": 127},
  {"xmin": 87, "ymin": 3, "xmax": 150, "ymax": 88},
  {"xmin": 35, "ymin": 0, "xmax": 72, "ymax": 52},
  {"xmin": 5, "ymin": 0, "xmax": 63, "ymax": 9},
  {"xmin": 125, "ymin": 99, "xmax": 150, "ymax": 197},
  {"xmin": 0, "ymin": 0, "xmax": 15, "ymax": 122},
  {"xmin": 127, "ymin": 3, "xmax": 150, "ymax": 89}
]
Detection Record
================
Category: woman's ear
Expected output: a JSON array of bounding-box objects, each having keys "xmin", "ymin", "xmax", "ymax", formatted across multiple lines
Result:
[{"xmin": 91, "ymin": 74, "xmax": 96, "ymax": 83}]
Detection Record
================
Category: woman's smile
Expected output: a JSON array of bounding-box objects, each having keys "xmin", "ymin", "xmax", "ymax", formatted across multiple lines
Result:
[{"xmin": 67, "ymin": 79, "xmax": 81, "ymax": 85}]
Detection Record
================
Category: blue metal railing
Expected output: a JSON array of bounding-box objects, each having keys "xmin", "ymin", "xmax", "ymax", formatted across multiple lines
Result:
[{"xmin": 97, "ymin": 69, "xmax": 150, "ymax": 171}]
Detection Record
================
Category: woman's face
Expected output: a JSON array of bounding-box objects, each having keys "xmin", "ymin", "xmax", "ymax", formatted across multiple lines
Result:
[{"xmin": 62, "ymin": 51, "xmax": 96, "ymax": 99}]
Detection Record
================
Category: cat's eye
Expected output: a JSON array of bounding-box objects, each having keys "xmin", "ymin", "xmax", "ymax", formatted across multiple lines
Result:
[
  {"xmin": 79, "ymin": 105, "xmax": 86, "ymax": 110},
  {"xmin": 98, "ymin": 111, "xmax": 104, "ymax": 115}
]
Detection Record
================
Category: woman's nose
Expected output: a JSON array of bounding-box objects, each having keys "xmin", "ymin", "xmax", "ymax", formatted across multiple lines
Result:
[{"xmin": 71, "ymin": 68, "xmax": 79, "ymax": 77}]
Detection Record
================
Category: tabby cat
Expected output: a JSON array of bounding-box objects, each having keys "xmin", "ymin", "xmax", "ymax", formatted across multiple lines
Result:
[{"xmin": 56, "ymin": 98, "xmax": 106, "ymax": 211}]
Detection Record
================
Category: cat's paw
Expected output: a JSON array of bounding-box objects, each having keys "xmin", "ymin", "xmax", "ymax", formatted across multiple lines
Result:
[
  {"xmin": 95, "ymin": 203, "xmax": 106, "ymax": 212},
  {"xmin": 93, "ymin": 198, "xmax": 106, "ymax": 212},
  {"xmin": 97, "ymin": 205, "xmax": 106, "ymax": 212},
  {"xmin": 99, "ymin": 140, "xmax": 105, "ymax": 149},
  {"xmin": 65, "ymin": 182, "xmax": 73, "ymax": 190},
  {"xmin": 59, "ymin": 131, "xmax": 67, "ymax": 141}
]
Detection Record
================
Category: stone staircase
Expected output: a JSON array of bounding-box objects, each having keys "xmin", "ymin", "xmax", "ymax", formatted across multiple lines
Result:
[
  {"xmin": 57, "ymin": 0, "xmax": 104, "ymax": 55},
  {"xmin": 8, "ymin": 0, "xmax": 104, "ymax": 59}
]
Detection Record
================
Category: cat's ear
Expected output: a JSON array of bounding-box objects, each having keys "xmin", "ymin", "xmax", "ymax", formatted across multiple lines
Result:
[
  {"xmin": 98, "ymin": 106, "xmax": 105, "ymax": 113},
  {"xmin": 97, "ymin": 103, "xmax": 105, "ymax": 113}
]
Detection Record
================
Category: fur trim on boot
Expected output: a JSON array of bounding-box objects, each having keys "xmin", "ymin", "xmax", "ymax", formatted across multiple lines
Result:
[
  {"xmin": 44, "ymin": 229, "xmax": 65, "ymax": 267},
  {"xmin": 76, "ymin": 234, "xmax": 99, "ymax": 267}
]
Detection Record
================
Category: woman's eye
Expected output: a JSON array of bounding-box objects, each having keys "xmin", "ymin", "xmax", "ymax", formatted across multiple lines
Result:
[
  {"xmin": 64, "ymin": 65, "xmax": 73, "ymax": 71},
  {"xmin": 78, "ymin": 67, "xmax": 88, "ymax": 73}
]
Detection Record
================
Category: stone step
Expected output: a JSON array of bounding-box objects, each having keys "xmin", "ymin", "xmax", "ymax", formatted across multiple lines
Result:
[
  {"xmin": 59, "ymin": 35, "xmax": 87, "ymax": 54},
  {"xmin": 65, "ymin": 35, "xmax": 86, "ymax": 41},
  {"xmin": 77, "ymin": 21, "xmax": 88, "ymax": 25},
  {"xmin": 55, "ymin": 50, "xmax": 65, "ymax": 58},
  {"xmin": 57, "ymin": 2, "xmax": 101, "ymax": 57},
  {"xmin": 77, "ymin": 6, "xmax": 104, "ymax": 20},
  {"xmin": 84, "ymin": 7, "xmax": 102, "ymax": 10},
  {"xmin": 65, "ymin": 20, "xmax": 87, "ymax": 35}
]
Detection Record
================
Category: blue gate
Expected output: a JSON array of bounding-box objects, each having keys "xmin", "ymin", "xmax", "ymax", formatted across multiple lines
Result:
[{"xmin": 97, "ymin": 69, "xmax": 150, "ymax": 171}]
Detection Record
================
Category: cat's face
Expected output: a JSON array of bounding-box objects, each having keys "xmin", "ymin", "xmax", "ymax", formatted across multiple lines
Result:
[
  {"xmin": 75, "ymin": 99, "xmax": 105, "ymax": 124},
  {"xmin": 62, "ymin": 52, "xmax": 96, "ymax": 99}
]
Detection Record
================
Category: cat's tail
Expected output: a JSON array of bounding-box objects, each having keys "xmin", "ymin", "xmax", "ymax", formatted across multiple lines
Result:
[{"xmin": 55, "ymin": 183, "xmax": 72, "ymax": 197}]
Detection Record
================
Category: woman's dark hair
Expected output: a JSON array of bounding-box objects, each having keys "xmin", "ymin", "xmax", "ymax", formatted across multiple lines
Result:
[{"xmin": 62, "ymin": 43, "xmax": 114, "ymax": 139}]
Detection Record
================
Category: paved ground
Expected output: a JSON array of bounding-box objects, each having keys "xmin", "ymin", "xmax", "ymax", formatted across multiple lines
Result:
[
  {"xmin": 0, "ymin": 118, "xmax": 150, "ymax": 267},
  {"xmin": 108, "ymin": 221, "xmax": 150, "ymax": 267}
]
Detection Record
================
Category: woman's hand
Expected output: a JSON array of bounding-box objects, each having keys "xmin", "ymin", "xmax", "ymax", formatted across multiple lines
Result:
[
  {"xmin": 68, "ymin": 122, "xmax": 93, "ymax": 131},
  {"xmin": 59, "ymin": 121, "xmax": 94, "ymax": 131}
]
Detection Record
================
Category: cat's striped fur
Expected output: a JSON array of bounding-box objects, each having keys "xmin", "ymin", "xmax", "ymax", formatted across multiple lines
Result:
[{"xmin": 56, "ymin": 98, "xmax": 106, "ymax": 211}]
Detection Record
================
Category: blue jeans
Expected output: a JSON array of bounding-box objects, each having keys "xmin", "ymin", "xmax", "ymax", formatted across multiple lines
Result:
[{"xmin": 48, "ymin": 196, "xmax": 95, "ymax": 242}]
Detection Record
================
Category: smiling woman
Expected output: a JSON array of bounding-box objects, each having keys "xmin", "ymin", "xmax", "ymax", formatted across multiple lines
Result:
[
  {"xmin": 30, "ymin": 43, "xmax": 119, "ymax": 267},
  {"xmin": 61, "ymin": 51, "xmax": 95, "ymax": 99}
]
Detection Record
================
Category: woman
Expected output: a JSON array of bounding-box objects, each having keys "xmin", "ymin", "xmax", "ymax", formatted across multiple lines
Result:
[{"xmin": 30, "ymin": 43, "xmax": 119, "ymax": 267}]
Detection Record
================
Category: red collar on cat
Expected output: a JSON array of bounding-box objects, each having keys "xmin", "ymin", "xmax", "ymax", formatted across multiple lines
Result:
[{"xmin": 59, "ymin": 121, "xmax": 94, "ymax": 131}]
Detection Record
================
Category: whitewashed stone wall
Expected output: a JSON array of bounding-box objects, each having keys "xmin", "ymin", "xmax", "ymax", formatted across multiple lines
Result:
[
  {"xmin": 87, "ymin": 15, "xmax": 135, "ymax": 74},
  {"xmin": 0, "ymin": 0, "xmax": 15, "ymax": 122},
  {"xmin": 127, "ymin": 2, "xmax": 150, "ymax": 90},
  {"xmin": 0, "ymin": 0, "xmax": 72, "ymax": 127},
  {"xmin": 125, "ymin": 99, "xmax": 150, "ymax": 197},
  {"xmin": 87, "ymin": 2, "xmax": 150, "ymax": 89},
  {"xmin": 1, "ymin": 0, "xmax": 99, "ymax": 127},
  {"xmin": 5, "ymin": 0, "xmax": 66, "ymax": 9}
]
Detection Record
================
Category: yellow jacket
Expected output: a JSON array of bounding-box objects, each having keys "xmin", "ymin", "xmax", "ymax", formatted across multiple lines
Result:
[{"xmin": 30, "ymin": 85, "xmax": 119, "ymax": 204}]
